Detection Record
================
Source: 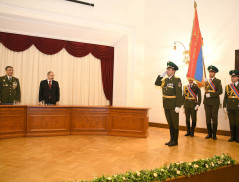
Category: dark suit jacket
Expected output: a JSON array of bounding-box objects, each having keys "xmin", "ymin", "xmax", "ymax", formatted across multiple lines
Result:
[{"xmin": 39, "ymin": 80, "xmax": 60, "ymax": 104}]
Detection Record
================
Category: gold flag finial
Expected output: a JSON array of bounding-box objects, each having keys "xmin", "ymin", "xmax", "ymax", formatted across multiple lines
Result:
[{"xmin": 194, "ymin": 1, "xmax": 197, "ymax": 9}]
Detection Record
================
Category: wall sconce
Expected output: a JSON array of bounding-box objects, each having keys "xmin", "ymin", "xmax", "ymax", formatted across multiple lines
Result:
[{"xmin": 174, "ymin": 41, "xmax": 189, "ymax": 64}]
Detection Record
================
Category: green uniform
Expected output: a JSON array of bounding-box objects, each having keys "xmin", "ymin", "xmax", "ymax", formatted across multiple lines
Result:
[
  {"xmin": 223, "ymin": 83, "xmax": 239, "ymax": 142},
  {"xmin": 182, "ymin": 83, "xmax": 201, "ymax": 136},
  {"xmin": 0, "ymin": 75, "xmax": 21, "ymax": 104},
  {"xmin": 203, "ymin": 77, "xmax": 222, "ymax": 139},
  {"xmin": 155, "ymin": 75, "xmax": 182, "ymax": 145}
]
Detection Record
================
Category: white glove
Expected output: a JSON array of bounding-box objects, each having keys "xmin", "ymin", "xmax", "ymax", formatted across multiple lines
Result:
[
  {"xmin": 223, "ymin": 108, "xmax": 227, "ymax": 114},
  {"xmin": 206, "ymin": 93, "xmax": 210, "ymax": 98},
  {"xmin": 175, "ymin": 107, "xmax": 181, "ymax": 113},
  {"xmin": 160, "ymin": 71, "xmax": 167, "ymax": 77},
  {"xmin": 204, "ymin": 78, "xmax": 208, "ymax": 82},
  {"xmin": 194, "ymin": 105, "xmax": 199, "ymax": 110}
]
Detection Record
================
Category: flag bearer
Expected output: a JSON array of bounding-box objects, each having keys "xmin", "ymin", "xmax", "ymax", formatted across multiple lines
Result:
[{"xmin": 182, "ymin": 79, "xmax": 201, "ymax": 137}]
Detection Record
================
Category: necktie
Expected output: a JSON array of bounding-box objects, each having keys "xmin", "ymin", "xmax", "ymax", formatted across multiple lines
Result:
[
  {"xmin": 234, "ymin": 83, "xmax": 236, "ymax": 87},
  {"xmin": 9, "ymin": 77, "xmax": 12, "ymax": 81},
  {"xmin": 49, "ymin": 81, "xmax": 52, "ymax": 89}
]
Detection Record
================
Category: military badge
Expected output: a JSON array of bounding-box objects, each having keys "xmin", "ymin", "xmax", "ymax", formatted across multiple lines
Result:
[
  {"xmin": 178, "ymin": 82, "xmax": 182, "ymax": 87},
  {"xmin": 12, "ymin": 81, "xmax": 17, "ymax": 89},
  {"xmin": 167, "ymin": 83, "xmax": 174, "ymax": 88}
]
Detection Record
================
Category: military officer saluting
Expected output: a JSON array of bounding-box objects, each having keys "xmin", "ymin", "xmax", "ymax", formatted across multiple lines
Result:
[
  {"xmin": 0, "ymin": 66, "xmax": 21, "ymax": 105},
  {"xmin": 182, "ymin": 79, "xmax": 201, "ymax": 137},
  {"xmin": 204, "ymin": 65, "xmax": 222, "ymax": 140},
  {"xmin": 223, "ymin": 70, "xmax": 239, "ymax": 143},
  {"xmin": 155, "ymin": 61, "xmax": 182, "ymax": 146}
]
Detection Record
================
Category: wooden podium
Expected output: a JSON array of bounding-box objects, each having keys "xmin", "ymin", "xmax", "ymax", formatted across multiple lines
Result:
[{"xmin": 0, "ymin": 105, "xmax": 149, "ymax": 139}]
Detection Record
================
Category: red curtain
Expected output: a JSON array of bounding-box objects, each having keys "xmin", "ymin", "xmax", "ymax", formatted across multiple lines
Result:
[{"xmin": 0, "ymin": 32, "xmax": 114, "ymax": 104}]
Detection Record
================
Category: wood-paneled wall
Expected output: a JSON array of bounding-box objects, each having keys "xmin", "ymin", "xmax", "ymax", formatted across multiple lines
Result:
[{"xmin": 0, "ymin": 105, "xmax": 149, "ymax": 139}]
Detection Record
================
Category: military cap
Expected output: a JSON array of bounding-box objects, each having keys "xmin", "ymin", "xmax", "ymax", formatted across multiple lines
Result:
[
  {"xmin": 167, "ymin": 61, "xmax": 178, "ymax": 71},
  {"xmin": 229, "ymin": 70, "xmax": 239, "ymax": 76},
  {"xmin": 208, "ymin": 65, "xmax": 218, "ymax": 73}
]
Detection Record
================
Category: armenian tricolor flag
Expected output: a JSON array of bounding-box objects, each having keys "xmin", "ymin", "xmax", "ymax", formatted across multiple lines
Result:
[{"xmin": 187, "ymin": 1, "xmax": 205, "ymax": 86}]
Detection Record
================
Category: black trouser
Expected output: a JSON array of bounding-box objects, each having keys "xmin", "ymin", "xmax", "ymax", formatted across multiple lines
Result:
[
  {"xmin": 45, "ymin": 98, "xmax": 56, "ymax": 105},
  {"xmin": 164, "ymin": 109, "xmax": 179, "ymax": 142},
  {"xmin": 185, "ymin": 107, "xmax": 196, "ymax": 124},
  {"xmin": 227, "ymin": 110, "xmax": 239, "ymax": 140},
  {"xmin": 185, "ymin": 107, "xmax": 197, "ymax": 133},
  {"xmin": 228, "ymin": 110, "xmax": 239, "ymax": 126},
  {"xmin": 204, "ymin": 104, "xmax": 219, "ymax": 136}
]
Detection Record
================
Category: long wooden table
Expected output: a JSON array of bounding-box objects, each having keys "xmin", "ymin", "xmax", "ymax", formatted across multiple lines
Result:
[{"xmin": 0, "ymin": 105, "xmax": 149, "ymax": 139}]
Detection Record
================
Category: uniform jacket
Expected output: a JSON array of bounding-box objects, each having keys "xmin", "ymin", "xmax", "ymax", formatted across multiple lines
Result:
[
  {"xmin": 182, "ymin": 83, "xmax": 201, "ymax": 108},
  {"xmin": 0, "ymin": 75, "xmax": 21, "ymax": 104},
  {"xmin": 203, "ymin": 78, "xmax": 223, "ymax": 105},
  {"xmin": 155, "ymin": 75, "xmax": 182, "ymax": 109},
  {"xmin": 223, "ymin": 83, "xmax": 239, "ymax": 110}
]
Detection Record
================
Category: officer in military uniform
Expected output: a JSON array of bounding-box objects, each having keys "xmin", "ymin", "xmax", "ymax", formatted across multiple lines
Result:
[
  {"xmin": 182, "ymin": 79, "xmax": 201, "ymax": 137},
  {"xmin": 155, "ymin": 61, "xmax": 182, "ymax": 146},
  {"xmin": 204, "ymin": 65, "xmax": 222, "ymax": 140},
  {"xmin": 0, "ymin": 66, "xmax": 21, "ymax": 104},
  {"xmin": 223, "ymin": 70, "xmax": 239, "ymax": 143}
]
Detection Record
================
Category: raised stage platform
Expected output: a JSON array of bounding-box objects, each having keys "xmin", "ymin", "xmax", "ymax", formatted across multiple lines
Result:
[{"xmin": 0, "ymin": 105, "xmax": 149, "ymax": 139}]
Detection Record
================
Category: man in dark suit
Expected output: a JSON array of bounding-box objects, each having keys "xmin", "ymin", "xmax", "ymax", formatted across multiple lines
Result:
[
  {"xmin": 203, "ymin": 65, "xmax": 223, "ymax": 140},
  {"xmin": 0, "ymin": 66, "xmax": 21, "ymax": 105},
  {"xmin": 39, "ymin": 71, "xmax": 60, "ymax": 105}
]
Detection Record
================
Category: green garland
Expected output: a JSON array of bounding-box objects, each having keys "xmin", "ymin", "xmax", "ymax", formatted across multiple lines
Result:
[{"xmin": 68, "ymin": 153, "xmax": 236, "ymax": 182}]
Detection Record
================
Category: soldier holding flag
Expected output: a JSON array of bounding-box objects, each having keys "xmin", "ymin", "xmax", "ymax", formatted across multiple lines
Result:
[{"xmin": 182, "ymin": 79, "xmax": 201, "ymax": 137}]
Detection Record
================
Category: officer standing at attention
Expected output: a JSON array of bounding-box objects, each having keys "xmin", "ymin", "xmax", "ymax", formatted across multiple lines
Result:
[
  {"xmin": 182, "ymin": 79, "xmax": 201, "ymax": 137},
  {"xmin": 0, "ymin": 66, "xmax": 21, "ymax": 105},
  {"xmin": 204, "ymin": 65, "xmax": 222, "ymax": 140},
  {"xmin": 223, "ymin": 70, "xmax": 239, "ymax": 143},
  {"xmin": 155, "ymin": 61, "xmax": 182, "ymax": 146}
]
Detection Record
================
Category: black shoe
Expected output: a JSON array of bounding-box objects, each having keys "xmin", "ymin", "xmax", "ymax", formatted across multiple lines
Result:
[
  {"xmin": 236, "ymin": 139, "xmax": 239, "ymax": 143},
  {"xmin": 185, "ymin": 122, "xmax": 190, "ymax": 136},
  {"xmin": 168, "ymin": 141, "xmax": 178, "ymax": 147},
  {"xmin": 205, "ymin": 134, "xmax": 212, "ymax": 139},
  {"xmin": 190, "ymin": 132, "xmax": 194, "ymax": 137},
  {"xmin": 212, "ymin": 124, "xmax": 218, "ymax": 140},
  {"xmin": 165, "ymin": 140, "xmax": 172, "ymax": 145},
  {"xmin": 228, "ymin": 138, "xmax": 235, "ymax": 142}
]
